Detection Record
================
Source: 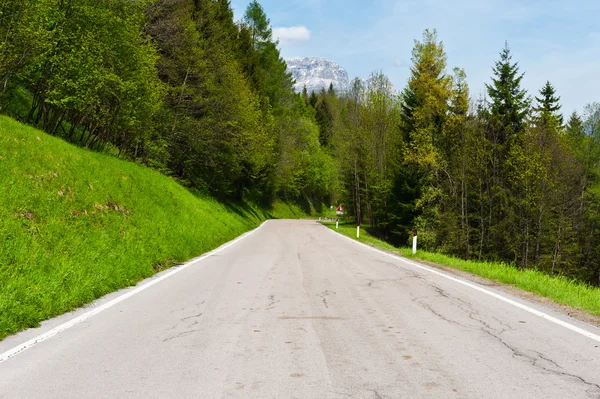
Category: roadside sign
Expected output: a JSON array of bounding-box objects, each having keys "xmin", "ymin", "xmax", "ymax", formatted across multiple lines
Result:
[{"xmin": 336, "ymin": 205, "xmax": 344, "ymax": 215}]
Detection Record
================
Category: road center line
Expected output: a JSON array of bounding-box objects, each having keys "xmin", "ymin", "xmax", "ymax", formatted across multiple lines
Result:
[
  {"xmin": 0, "ymin": 221, "xmax": 269, "ymax": 364},
  {"xmin": 325, "ymin": 226, "xmax": 600, "ymax": 344}
]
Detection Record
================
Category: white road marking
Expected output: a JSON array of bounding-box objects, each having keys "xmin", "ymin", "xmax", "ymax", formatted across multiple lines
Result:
[
  {"xmin": 0, "ymin": 221, "xmax": 269, "ymax": 364},
  {"xmin": 326, "ymin": 226, "xmax": 600, "ymax": 344}
]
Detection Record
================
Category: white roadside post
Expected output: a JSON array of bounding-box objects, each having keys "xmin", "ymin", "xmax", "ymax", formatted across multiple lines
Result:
[
  {"xmin": 357, "ymin": 224, "xmax": 360, "ymax": 238},
  {"xmin": 335, "ymin": 205, "xmax": 344, "ymax": 230},
  {"xmin": 412, "ymin": 230, "xmax": 417, "ymax": 255}
]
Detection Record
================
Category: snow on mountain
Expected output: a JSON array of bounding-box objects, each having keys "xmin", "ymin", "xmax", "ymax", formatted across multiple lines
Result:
[
  {"xmin": 286, "ymin": 57, "xmax": 398, "ymax": 97},
  {"xmin": 286, "ymin": 57, "xmax": 350, "ymax": 93}
]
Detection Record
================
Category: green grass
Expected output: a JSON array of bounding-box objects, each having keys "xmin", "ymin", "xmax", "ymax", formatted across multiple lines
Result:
[
  {"xmin": 324, "ymin": 222, "xmax": 600, "ymax": 317},
  {"xmin": 268, "ymin": 201, "xmax": 312, "ymax": 219},
  {"xmin": 0, "ymin": 116, "xmax": 272, "ymax": 339},
  {"xmin": 268, "ymin": 200, "xmax": 340, "ymax": 219}
]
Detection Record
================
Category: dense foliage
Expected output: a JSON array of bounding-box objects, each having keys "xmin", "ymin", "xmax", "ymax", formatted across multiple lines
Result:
[
  {"xmin": 329, "ymin": 32, "xmax": 600, "ymax": 286},
  {"xmin": 1, "ymin": 1, "xmax": 599, "ymax": 285},
  {"xmin": 0, "ymin": 0, "xmax": 335, "ymax": 207}
]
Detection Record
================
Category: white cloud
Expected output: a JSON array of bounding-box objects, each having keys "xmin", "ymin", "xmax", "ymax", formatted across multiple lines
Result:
[{"xmin": 273, "ymin": 26, "xmax": 311, "ymax": 45}]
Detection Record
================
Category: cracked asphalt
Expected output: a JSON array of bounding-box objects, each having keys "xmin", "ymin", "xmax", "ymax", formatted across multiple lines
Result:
[{"xmin": 2, "ymin": 220, "xmax": 600, "ymax": 398}]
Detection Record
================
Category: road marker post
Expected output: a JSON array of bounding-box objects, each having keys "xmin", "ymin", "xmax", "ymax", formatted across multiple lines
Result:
[
  {"xmin": 357, "ymin": 225, "xmax": 360, "ymax": 238},
  {"xmin": 412, "ymin": 230, "xmax": 417, "ymax": 255},
  {"xmin": 335, "ymin": 205, "xmax": 344, "ymax": 231}
]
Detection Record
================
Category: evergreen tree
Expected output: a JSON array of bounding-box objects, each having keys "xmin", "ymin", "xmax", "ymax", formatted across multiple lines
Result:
[
  {"xmin": 534, "ymin": 81, "xmax": 563, "ymax": 127},
  {"xmin": 243, "ymin": 0, "xmax": 272, "ymax": 46},
  {"xmin": 237, "ymin": 23, "xmax": 266, "ymax": 94},
  {"xmin": 328, "ymin": 82, "xmax": 336, "ymax": 96},
  {"xmin": 401, "ymin": 29, "xmax": 452, "ymax": 169},
  {"xmin": 308, "ymin": 90, "xmax": 318, "ymax": 108},
  {"xmin": 476, "ymin": 44, "xmax": 531, "ymax": 259},
  {"xmin": 394, "ymin": 29, "xmax": 452, "ymax": 248},
  {"xmin": 314, "ymin": 87, "xmax": 339, "ymax": 147},
  {"xmin": 147, "ymin": 0, "xmax": 276, "ymax": 198},
  {"xmin": 566, "ymin": 112, "xmax": 585, "ymax": 140},
  {"xmin": 485, "ymin": 43, "xmax": 530, "ymax": 138},
  {"xmin": 242, "ymin": 0, "xmax": 294, "ymax": 110}
]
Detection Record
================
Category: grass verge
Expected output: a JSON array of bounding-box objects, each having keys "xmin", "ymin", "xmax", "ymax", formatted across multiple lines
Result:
[
  {"xmin": 323, "ymin": 222, "xmax": 600, "ymax": 317},
  {"xmin": 0, "ymin": 116, "xmax": 271, "ymax": 340}
]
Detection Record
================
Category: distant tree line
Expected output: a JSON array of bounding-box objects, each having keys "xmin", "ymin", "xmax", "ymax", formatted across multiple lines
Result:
[{"xmin": 1, "ymin": 2, "xmax": 599, "ymax": 284}]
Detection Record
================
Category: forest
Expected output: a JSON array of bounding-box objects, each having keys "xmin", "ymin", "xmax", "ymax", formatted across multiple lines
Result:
[{"xmin": 1, "ymin": 0, "xmax": 600, "ymax": 285}]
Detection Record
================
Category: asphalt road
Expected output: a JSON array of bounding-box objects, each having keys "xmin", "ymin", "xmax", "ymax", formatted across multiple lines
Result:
[{"xmin": 2, "ymin": 220, "xmax": 600, "ymax": 398}]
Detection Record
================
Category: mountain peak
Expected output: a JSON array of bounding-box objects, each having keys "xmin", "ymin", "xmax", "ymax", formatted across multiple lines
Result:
[{"xmin": 286, "ymin": 57, "xmax": 350, "ymax": 93}]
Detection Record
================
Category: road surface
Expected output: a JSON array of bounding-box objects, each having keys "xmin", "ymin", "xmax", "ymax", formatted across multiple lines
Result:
[{"xmin": 1, "ymin": 220, "xmax": 600, "ymax": 398}]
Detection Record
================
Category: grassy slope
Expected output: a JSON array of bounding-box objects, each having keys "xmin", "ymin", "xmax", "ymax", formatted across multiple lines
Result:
[
  {"xmin": 324, "ymin": 222, "xmax": 600, "ymax": 316},
  {"xmin": 0, "ymin": 116, "xmax": 271, "ymax": 339},
  {"xmin": 268, "ymin": 201, "xmax": 339, "ymax": 219}
]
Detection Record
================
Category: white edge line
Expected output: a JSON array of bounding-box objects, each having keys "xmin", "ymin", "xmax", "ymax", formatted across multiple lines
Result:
[
  {"xmin": 324, "ymin": 225, "xmax": 600, "ymax": 344},
  {"xmin": 0, "ymin": 220, "xmax": 269, "ymax": 364}
]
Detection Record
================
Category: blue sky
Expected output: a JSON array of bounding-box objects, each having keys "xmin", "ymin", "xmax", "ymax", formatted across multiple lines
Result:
[{"xmin": 230, "ymin": 0, "xmax": 600, "ymax": 116}]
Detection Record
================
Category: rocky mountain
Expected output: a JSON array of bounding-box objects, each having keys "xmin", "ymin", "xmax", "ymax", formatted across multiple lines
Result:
[{"xmin": 286, "ymin": 57, "xmax": 350, "ymax": 93}]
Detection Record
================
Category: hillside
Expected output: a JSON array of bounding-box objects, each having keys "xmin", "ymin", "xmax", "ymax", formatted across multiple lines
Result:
[{"xmin": 0, "ymin": 116, "xmax": 271, "ymax": 339}]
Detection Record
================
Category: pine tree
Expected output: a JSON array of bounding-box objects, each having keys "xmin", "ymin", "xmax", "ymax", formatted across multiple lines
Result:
[
  {"xmin": 308, "ymin": 90, "xmax": 318, "ymax": 108},
  {"xmin": 242, "ymin": 0, "xmax": 294, "ymax": 110},
  {"xmin": 328, "ymin": 82, "xmax": 335, "ymax": 96},
  {"xmin": 393, "ymin": 29, "xmax": 453, "ymax": 248},
  {"xmin": 243, "ymin": 0, "xmax": 272, "ymax": 46},
  {"xmin": 302, "ymin": 85, "xmax": 309, "ymax": 104},
  {"xmin": 401, "ymin": 29, "xmax": 452, "ymax": 169},
  {"xmin": 485, "ymin": 42, "xmax": 530, "ymax": 138},
  {"xmin": 315, "ymin": 94, "xmax": 334, "ymax": 146},
  {"xmin": 534, "ymin": 81, "xmax": 563, "ymax": 127},
  {"xmin": 566, "ymin": 112, "xmax": 585, "ymax": 140},
  {"xmin": 237, "ymin": 23, "xmax": 266, "ymax": 94}
]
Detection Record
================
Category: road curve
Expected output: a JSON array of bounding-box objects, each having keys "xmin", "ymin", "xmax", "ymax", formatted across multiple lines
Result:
[{"xmin": 1, "ymin": 220, "xmax": 600, "ymax": 398}]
